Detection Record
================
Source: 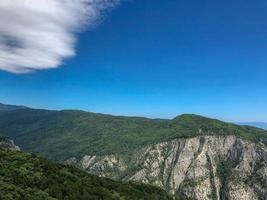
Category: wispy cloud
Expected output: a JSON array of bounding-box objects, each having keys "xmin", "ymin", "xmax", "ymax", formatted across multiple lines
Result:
[{"xmin": 0, "ymin": 0, "xmax": 119, "ymax": 73}]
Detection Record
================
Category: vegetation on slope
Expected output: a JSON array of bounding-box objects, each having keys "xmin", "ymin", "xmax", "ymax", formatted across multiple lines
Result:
[
  {"xmin": 0, "ymin": 148, "xmax": 173, "ymax": 200},
  {"xmin": 0, "ymin": 135, "xmax": 6, "ymax": 142},
  {"xmin": 0, "ymin": 108, "xmax": 266, "ymax": 161}
]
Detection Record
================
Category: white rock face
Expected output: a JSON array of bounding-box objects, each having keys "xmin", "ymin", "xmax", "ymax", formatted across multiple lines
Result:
[
  {"xmin": 0, "ymin": 139, "xmax": 20, "ymax": 151},
  {"xmin": 68, "ymin": 135, "xmax": 267, "ymax": 200}
]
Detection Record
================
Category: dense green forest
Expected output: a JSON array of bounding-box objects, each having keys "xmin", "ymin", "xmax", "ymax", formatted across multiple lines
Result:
[
  {"xmin": 0, "ymin": 147, "xmax": 174, "ymax": 200},
  {"xmin": 0, "ymin": 108, "xmax": 266, "ymax": 161}
]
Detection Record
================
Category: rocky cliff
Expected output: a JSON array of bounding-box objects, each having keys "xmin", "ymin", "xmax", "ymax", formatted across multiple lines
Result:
[
  {"xmin": 67, "ymin": 135, "xmax": 267, "ymax": 200},
  {"xmin": 0, "ymin": 138, "xmax": 20, "ymax": 151}
]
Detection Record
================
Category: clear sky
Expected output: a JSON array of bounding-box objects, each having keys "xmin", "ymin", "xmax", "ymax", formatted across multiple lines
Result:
[{"xmin": 0, "ymin": 0, "xmax": 267, "ymax": 122}]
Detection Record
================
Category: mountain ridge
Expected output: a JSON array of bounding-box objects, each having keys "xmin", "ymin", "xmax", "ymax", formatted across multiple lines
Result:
[
  {"xmin": 239, "ymin": 122, "xmax": 267, "ymax": 130},
  {"xmin": 1, "ymin": 102, "xmax": 266, "ymax": 129},
  {"xmin": 0, "ymin": 102, "xmax": 28, "ymax": 111},
  {"xmin": 0, "ymin": 105, "xmax": 266, "ymax": 161}
]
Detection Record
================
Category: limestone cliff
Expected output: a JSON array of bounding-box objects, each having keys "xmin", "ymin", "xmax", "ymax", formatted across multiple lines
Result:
[{"xmin": 67, "ymin": 135, "xmax": 267, "ymax": 200}]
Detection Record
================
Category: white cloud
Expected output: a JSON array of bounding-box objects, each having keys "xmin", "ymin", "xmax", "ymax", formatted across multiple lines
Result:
[{"xmin": 0, "ymin": 0, "xmax": 119, "ymax": 73}]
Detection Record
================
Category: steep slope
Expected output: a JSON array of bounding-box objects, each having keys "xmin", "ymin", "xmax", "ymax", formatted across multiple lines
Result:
[
  {"xmin": 0, "ymin": 108, "xmax": 266, "ymax": 162},
  {"xmin": 0, "ymin": 139, "xmax": 174, "ymax": 200},
  {"xmin": 69, "ymin": 135, "xmax": 267, "ymax": 200}
]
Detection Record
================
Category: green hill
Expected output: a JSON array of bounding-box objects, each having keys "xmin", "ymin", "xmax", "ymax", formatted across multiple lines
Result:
[
  {"xmin": 0, "ymin": 108, "xmax": 266, "ymax": 161},
  {"xmin": 0, "ymin": 147, "xmax": 173, "ymax": 200}
]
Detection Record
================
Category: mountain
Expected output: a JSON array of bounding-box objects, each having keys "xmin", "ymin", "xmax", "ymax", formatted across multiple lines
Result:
[
  {"xmin": 0, "ymin": 138, "xmax": 174, "ymax": 200},
  {"xmin": 239, "ymin": 122, "xmax": 267, "ymax": 130},
  {"xmin": 0, "ymin": 106, "xmax": 266, "ymax": 199},
  {"xmin": 0, "ymin": 108, "xmax": 266, "ymax": 161},
  {"xmin": 74, "ymin": 135, "xmax": 267, "ymax": 200},
  {"xmin": 0, "ymin": 102, "xmax": 28, "ymax": 111}
]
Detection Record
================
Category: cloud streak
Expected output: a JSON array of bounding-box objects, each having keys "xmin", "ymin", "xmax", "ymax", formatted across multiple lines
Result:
[{"xmin": 0, "ymin": 0, "xmax": 119, "ymax": 73}]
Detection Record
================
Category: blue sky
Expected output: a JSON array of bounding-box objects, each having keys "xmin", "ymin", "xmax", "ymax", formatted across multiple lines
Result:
[{"xmin": 0, "ymin": 0, "xmax": 267, "ymax": 122}]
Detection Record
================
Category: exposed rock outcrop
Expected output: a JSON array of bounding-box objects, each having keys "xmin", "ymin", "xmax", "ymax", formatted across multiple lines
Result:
[
  {"xmin": 67, "ymin": 135, "xmax": 267, "ymax": 200},
  {"xmin": 0, "ymin": 138, "xmax": 20, "ymax": 151}
]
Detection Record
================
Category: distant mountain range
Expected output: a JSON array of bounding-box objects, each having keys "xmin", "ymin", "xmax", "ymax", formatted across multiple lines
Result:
[
  {"xmin": 238, "ymin": 122, "xmax": 267, "ymax": 130},
  {"xmin": 0, "ymin": 102, "xmax": 28, "ymax": 111}
]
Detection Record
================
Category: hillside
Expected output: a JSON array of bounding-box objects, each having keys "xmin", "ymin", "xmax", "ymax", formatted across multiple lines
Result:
[
  {"xmin": 0, "ymin": 140, "xmax": 173, "ymax": 200},
  {"xmin": 0, "ymin": 107, "xmax": 266, "ymax": 161}
]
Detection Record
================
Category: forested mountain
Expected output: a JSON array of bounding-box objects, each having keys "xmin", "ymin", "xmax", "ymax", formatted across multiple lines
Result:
[
  {"xmin": 0, "ymin": 104, "xmax": 266, "ymax": 199},
  {"xmin": 0, "ymin": 106, "xmax": 266, "ymax": 161}
]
